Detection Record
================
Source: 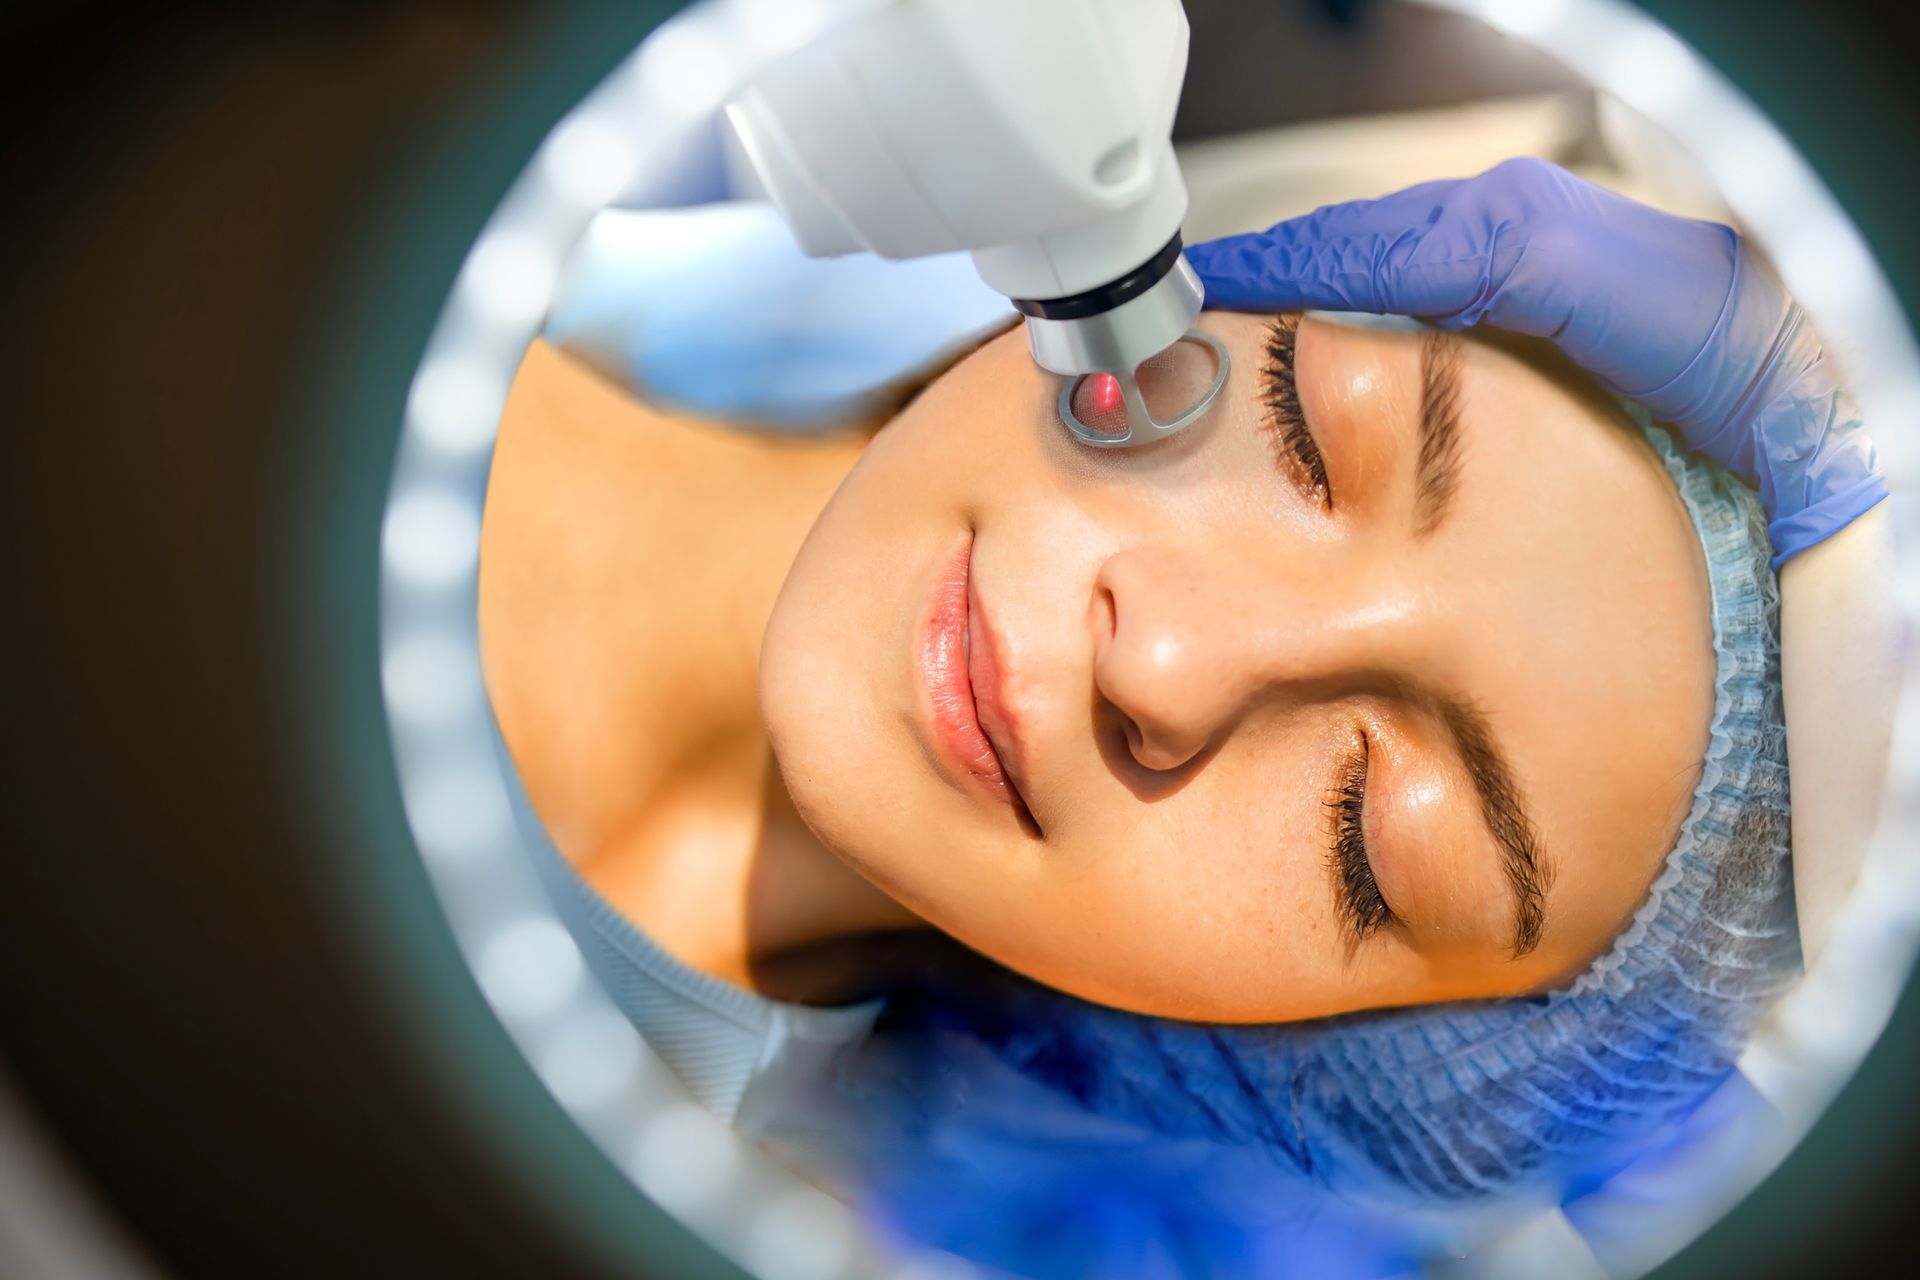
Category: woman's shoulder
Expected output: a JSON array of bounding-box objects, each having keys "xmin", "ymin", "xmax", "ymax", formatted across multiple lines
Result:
[{"xmin": 1779, "ymin": 501, "xmax": 1899, "ymax": 963}]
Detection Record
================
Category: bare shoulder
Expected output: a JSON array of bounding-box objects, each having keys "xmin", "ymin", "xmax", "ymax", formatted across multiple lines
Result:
[
  {"xmin": 477, "ymin": 339, "xmax": 862, "ymax": 868},
  {"xmin": 479, "ymin": 340, "xmax": 774, "ymax": 859},
  {"xmin": 1780, "ymin": 502, "xmax": 1902, "ymax": 964}
]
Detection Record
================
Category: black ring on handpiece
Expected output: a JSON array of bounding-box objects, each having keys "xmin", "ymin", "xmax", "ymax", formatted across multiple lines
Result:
[{"xmin": 1010, "ymin": 233, "xmax": 1185, "ymax": 321}]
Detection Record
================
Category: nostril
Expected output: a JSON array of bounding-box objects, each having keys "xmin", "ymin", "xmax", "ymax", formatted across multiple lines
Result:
[
  {"xmin": 1126, "ymin": 716, "xmax": 1201, "ymax": 775},
  {"xmin": 1093, "ymin": 696, "xmax": 1156, "ymax": 775}
]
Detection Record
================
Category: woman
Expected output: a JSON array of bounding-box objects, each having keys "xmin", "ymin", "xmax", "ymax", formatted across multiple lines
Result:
[{"xmin": 478, "ymin": 161, "xmax": 1846, "ymax": 1274}]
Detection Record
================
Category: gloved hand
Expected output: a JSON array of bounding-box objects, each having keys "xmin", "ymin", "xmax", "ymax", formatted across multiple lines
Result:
[{"xmin": 1185, "ymin": 157, "xmax": 1884, "ymax": 566}]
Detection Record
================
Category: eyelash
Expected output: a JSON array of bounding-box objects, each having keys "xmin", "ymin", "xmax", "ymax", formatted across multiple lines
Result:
[
  {"xmin": 1259, "ymin": 317, "xmax": 1331, "ymax": 510},
  {"xmin": 1328, "ymin": 735, "xmax": 1392, "ymax": 941}
]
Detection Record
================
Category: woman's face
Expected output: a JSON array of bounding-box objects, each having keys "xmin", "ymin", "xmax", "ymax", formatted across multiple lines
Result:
[{"xmin": 761, "ymin": 311, "xmax": 1714, "ymax": 1022}]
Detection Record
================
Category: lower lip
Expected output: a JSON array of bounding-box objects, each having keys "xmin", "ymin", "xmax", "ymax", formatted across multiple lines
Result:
[{"xmin": 918, "ymin": 537, "xmax": 1019, "ymax": 807}]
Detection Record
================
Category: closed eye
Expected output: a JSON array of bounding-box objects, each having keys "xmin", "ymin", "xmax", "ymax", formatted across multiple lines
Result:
[
  {"xmin": 1329, "ymin": 732, "xmax": 1391, "ymax": 942},
  {"xmin": 1258, "ymin": 315, "xmax": 1330, "ymax": 510}
]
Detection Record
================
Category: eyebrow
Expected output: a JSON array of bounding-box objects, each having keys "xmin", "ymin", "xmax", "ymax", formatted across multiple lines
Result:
[
  {"xmin": 1433, "ymin": 694, "xmax": 1553, "ymax": 958},
  {"xmin": 1413, "ymin": 330, "xmax": 1466, "ymax": 538},
  {"xmin": 1404, "ymin": 332, "xmax": 1547, "ymax": 952}
]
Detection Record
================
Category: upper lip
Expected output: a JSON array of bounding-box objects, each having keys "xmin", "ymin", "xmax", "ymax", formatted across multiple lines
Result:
[{"xmin": 966, "ymin": 559, "xmax": 1040, "ymax": 828}]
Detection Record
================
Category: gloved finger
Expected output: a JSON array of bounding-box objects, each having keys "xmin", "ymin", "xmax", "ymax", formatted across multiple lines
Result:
[
  {"xmin": 1190, "ymin": 158, "xmax": 1741, "ymax": 402},
  {"xmin": 1188, "ymin": 159, "xmax": 1604, "ymax": 332},
  {"xmin": 1185, "ymin": 175, "xmax": 1489, "ymax": 316}
]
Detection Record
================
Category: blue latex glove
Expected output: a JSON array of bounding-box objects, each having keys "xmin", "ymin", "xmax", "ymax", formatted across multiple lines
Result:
[{"xmin": 1186, "ymin": 157, "xmax": 1885, "ymax": 566}]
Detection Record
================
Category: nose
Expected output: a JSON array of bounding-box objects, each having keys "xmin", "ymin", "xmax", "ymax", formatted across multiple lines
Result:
[{"xmin": 1091, "ymin": 544, "xmax": 1410, "ymax": 772}]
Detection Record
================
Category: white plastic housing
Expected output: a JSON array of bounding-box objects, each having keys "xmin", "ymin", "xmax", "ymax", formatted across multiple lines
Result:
[{"xmin": 723, "ymin": 0, "xmax": 1193, "ymax": 303}]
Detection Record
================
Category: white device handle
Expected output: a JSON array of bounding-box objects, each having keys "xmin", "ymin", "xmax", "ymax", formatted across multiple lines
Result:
[{"xmin": 723, "ymin": 0, "xmax": 1192, "ymax": 302}]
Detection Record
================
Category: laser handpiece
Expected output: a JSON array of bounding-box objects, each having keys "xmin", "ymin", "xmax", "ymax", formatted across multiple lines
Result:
[{"xmin": 722, "ymin": 0, "xmax": 1228, "ymax": 448}]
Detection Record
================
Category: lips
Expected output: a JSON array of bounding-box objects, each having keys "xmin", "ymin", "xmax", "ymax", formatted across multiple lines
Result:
[
  {"xmin": 966, "ymin": 567, "xmax": 1039, "ymax": 824},
  {"xmin": 919, "ymin": 537, "xmax": 1038, "ymax": 826}
]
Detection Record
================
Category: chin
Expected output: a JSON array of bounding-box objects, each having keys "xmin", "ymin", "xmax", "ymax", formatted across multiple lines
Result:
[
  {"xmin": 759, "ymin": 586, "xmax": 892, "ymax": 877},
  {"xmin": 761, "ymin": 603, "xmax": 847, "ymax": 834}
]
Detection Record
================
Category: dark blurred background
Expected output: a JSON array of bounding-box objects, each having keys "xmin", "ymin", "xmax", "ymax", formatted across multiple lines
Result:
[{"xmin": 1, "ymin": 2, "xmax": 1916, "ymax": 1277}]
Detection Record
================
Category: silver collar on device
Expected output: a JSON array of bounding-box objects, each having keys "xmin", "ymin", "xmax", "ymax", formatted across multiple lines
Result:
[{"xmin": 1018, "ymin": 239, "xmax": 1231, "ymax": 449}]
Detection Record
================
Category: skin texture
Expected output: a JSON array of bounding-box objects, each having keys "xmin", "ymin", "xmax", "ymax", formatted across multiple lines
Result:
[{"xmin": 483, "ymin": 311, "xmax": 1714, "ymax": 1023}]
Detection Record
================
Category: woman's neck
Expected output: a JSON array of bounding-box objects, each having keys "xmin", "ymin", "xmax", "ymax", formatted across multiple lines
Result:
[{"xmin": 480, "ymin": 340, "xmax": 928, "ymax": 1001}]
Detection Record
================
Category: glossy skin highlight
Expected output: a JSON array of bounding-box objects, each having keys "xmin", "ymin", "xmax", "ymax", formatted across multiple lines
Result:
[{"xmin": 761, "ymin": 312, "xmax": 1715, "ymax": 1023}]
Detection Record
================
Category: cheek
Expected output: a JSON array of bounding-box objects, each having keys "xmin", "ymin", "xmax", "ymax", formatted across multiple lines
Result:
[{"xmin": 1018, "ymin": 780, "xmax": 1338, "ymax": 1014}]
